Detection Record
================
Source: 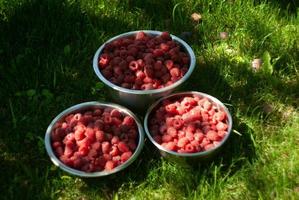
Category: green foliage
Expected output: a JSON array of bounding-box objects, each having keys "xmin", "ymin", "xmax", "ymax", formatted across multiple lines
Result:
[{"xmin": 0, "ymin": 0, "xmax": 298, "ymax": 199}]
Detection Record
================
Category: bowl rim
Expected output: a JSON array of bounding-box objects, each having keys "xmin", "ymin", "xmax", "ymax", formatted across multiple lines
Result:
[
  {"xmin": 92, "ymin": 30, "xmax": 196, "ymax": 94},
  {"xmin": 45, "ymin": 101, "xmax": 144, "ymax": 177},
  {"xmin": 143, "ymin": 91, "xmax": 233, "ymax": 157}
]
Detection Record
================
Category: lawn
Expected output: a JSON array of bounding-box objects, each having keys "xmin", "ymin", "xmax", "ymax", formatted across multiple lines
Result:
[{"xmin": 0, "ymin": 0, "xmax": 298, "ymax": 199}]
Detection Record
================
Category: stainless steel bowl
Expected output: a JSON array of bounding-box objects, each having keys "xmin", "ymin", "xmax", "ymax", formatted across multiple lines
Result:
[
  {"xmin": 45, "ymin": 101, "xmax": 144, "ymax": 177},
  {"xmin": 92, "ymin": 30, "xmax": 196, "ymax": 112},
  {"xmin": 144, "ymin": 91, "xmax": 233, "ymax": 163}
]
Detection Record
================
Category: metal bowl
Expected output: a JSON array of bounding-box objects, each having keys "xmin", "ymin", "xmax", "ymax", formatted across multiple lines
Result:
[
  {"xmin": 45, "ymin": 101, "xmax": 144, "ymax": 177},
  {"xmin": 92, "ymin": 30, "xmax": 196, "ymax": 112},
  {"xmin": 144, "ymin": 91, "xmax": 233, "ymax": 163}
]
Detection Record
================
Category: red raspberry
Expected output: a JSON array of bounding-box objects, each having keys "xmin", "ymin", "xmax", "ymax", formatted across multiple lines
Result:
[
  {"xmin": 144, "ymin": 65, "xmax": 154, "ymax": 78},
  {"xmin": 92, "ymin": 142, "xmax": 101, "ymax": 151},
  {"xmin": 54, "ymin": 146, "xmax": 64, "ymax": 157},
  {"xmin": 143, "ymin": 77, "xmax": 153, "ymax": 83},
  {"xmin": 122, "ymin": 116, "xmax": 135, "ymax": 126},
  {"xmin": 161, "ymin": 32, "xmax": 171, "ymax": 41},
  {"xmin": 135, "ymin": 31, "xmax": 147, "ymax": 40},
  {"xmin": 162, "ymin": 135, "xmax": 172, "ymax": 143},
  {"xmin": 165, "ymin": 103, "xmax": 178, "ymax": 114},
  {"xmin": 160, "ymin": 43, "xmax": 170, "ymax": 52},
  {"xmin": 153, "ymin": 49, "xmax": 164, "ymax": 57},
  {"xmin": 202, "ymin": 100, "xmax": 212, "ymax": 111},
  {"xmin": 204, "ymin": 144, "xmax": 214, "ymax": 151},
  {"xmin": 121, "ymin": 151, "xmax": 132, "ymax": 162},
  {"xmin": 165, "ymin": 142, "xmax": 177, "ymax": 151},
  {"xmin": 118, "ymin": 142, "xmax": 129, "ymax": 153},
  {"xmin": 170, "ymin": 67, "xmax": 180, "ymax": 78},
  {"xmin": 95, "ymin": 130, "xmax": 105, "ymax": 142},
  {"xmin": 164, "ymin": 60, "xmax": 174, "ymax": 70},
  {"xmin": 167, "ymin": 127, "xmax": 177, "ymax": 137},
  {"xmin": 126, "ymin": 55, "xmax": 135, "ymax": 63},
  {"xmin": 110, "ymin": 109, "xmax": 122, "ymax": 118},
  {"xmin": 216, "ymin": 122, "xmax": 228, "ymax": 131},
  {"xmin": 98, "ymin": 54, "xmax": 110, "ymax": 68},
  {"xmin": 85, "ymin": 128, "xmax": 95, "ymax": 142},
  {"xmin": 177, "ymin": 137, "xmax": 189, "ymax": 148},
  {"xmin": 110, "ymin": 146, "xmax": 119, "ymax": 157},
  {"xmin": 105, "ymin": 161, "xmax": 115, "ymax": 170},
  {"xmin": 111, "ymin": 136, "xmax": 120, "ymax": 145},
  {"xmin": 194, "ymin": 132, "xmax": 204, "ymax": 143},
  {"xmin": 214, "ymin": 111, "xmax": 226, "ymax": 122},
  {"xmin": 136, "ymin": 70, "xmax": 146, "ymax": 80},
  {"xmin": 172, "ymin": 117, "xmax": 183, "ymax": 129},
  {"xmin": 129, "ymin": 61, "xmax": 140, "ymax": 71},
  {"xmin": 141, "ymin": 83, "xmax": 154, "ymax": 90},
  {"xmin": 206, "ymin": 130, "xmax": 221, "ymax": 141},
  {"xmin": 101, "ymin": 141, "xmax": 111, "ymax": 154},
  {"xmin": 186, "ymin": 131, "xmax": 194, "ymax": 141},
  {"xmin": 185, "ymin": 143, "xmax": 195, "ymax": 153},
  {"xmin": 218, "ymin": 131, "xmax": 227, "ymax": 138}
]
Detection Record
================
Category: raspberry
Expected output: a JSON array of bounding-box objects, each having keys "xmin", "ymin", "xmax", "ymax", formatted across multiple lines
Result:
[
  {"xmin": 105, "ymin": 161, "xmax": 115, "ymax": 170},
  {"xmin": 121, "ymin": 151, "xmax": 132, "ymax": 162},
  {"xmin": 161, "ymin": 32, "xmax": 171, "ymax": 40},
  {"xmin": 92, "ymin": 142, "xmax": 101, "ymax": 151},
  {"xmin": 102, "ymin": 141, "xmax": 111, "ymax": 154},
  {"xmin": 216, "ymin": 121, "xmax": 228, "ymax": 131},
  {"xmin": 165, "ymin": 103, "xmax": 178, "ymax": 114},
  {"xmin": 204, "ymin": 144, "xmax": 214, "ymax": 151},
  {"xmin": 202, "ymin": 100, "xmax": 212, "ymax": 111},
  {"xmin": 218, "ymin": 131, "xmax": 227, "ymax": 137},
  {"xmin": 141, "ymin": 83, "xmax": 154, "ymax": 90},
  {"xmin": 85, "ymin": 128, "xmax": 95, "ymax": 142},
  {"xmin": 95, "ymin": 130, "xmax": 105, "ymax": 142},
  {"xmin": 206, "ymin": 130, "xmax": 221, "ymax": 141},
  {"xmin": 194, "ymin": 132, "xmax": 204, "ymax": 143},
  {"xmin": 129, "ymin": 61, "xmax": 140, "ymax": 71},
  {"xmin": 167, "ymin": 127, "xmax": 177, "ymax": 137},
  {"xmin": 185, "ymin": 143, "xmax": 195, "ymax": 153},
  {"xmin": 123, "ymin": 116, "xmax": 135, "ymax": 126},
  {"xmin": 153, "ymin": 49, "xmax": 164, "ymax": 57},
  {"xmin": 214, "ymin": 111, "xmax": 226, "ymax": 122},
  {"xmin": 177, "ymin": 137, "xmax": 189, "ymax": 148},
  {"xmin": 111, "ymin": 136, "xmax": 120, "ymax": 145},
  {"xmin": 110, "ymin": 146, "xmax": 119, "ymax": 157},
  {"xmin": 54, "ymin": 146, "xmax": 64, "ymax": 157},
  {"xmin": 110, "ymin": 109, "xmax": 122, "ymax": 119},
  {"xmin": 165, "ymin": 142, "xmax": 177, "ymax": 151},
  {"xmin": 170, "ymin": 67, "xmax": 180, "ymax": 78},
  {"xmin": 136, "ymin": 70, "xmax": 146, "ymax": 80},
  {"xmin": 160, "ymin": 43, "xmax": 170, "ymax": 52},
  {"xmin": 172, "ymin": 117, "xmax": 183, "ymax": 129},
  {"xmin": 118, "ymin": 142, "xmax": 129, "ymax": 153},
  {"xmin": 135, "ymin": 31, "xmax": 147, "ymax": 40},
  {"xmin": 186, "ymin": 131, "xmax": 194, "ymax": 141},
  {"xmin": 98, "ymin": 54, "xmax": 110, "ymax": 68},
  {"xmin": 162, "ymin": 135, "xmax": 173, "ymax": 143}
]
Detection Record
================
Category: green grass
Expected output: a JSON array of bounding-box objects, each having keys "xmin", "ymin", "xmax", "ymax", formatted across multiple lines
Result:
[{"xmin": 0, "ymin": 0, "xmax": 298, "ymax": 199}]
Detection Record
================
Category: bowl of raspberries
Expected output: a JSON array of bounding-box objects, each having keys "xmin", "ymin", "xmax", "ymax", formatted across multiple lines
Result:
[
  {"xmin": 45, "ymin": 101, "xmax": 144, "ymax": 177},
  {"xmin": 144, "ymin": 91, "xmax": 232, "ymax": 161},
  {"xmin": 93, "ymin": 30, "xmax": 196, "ymax": 111}
]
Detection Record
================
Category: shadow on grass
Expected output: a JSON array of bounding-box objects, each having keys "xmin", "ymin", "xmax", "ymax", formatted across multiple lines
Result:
[{"xmin": 0, "ymin": 0, "xmax": 137, "ymax": 199}]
